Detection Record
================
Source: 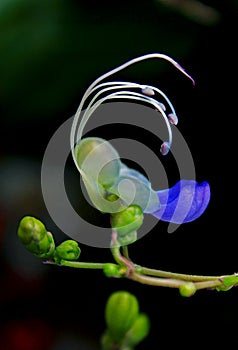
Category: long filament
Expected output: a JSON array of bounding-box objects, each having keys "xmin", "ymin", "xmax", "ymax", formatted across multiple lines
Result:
[{"xmin": 70, "ymin": 53, "xmax": 194, "ymax": 171}]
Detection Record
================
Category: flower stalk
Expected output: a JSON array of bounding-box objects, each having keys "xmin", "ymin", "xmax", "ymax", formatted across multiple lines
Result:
[{"xmin": 18, "ymin": 216, "xmax": 237, "ymax": 296}]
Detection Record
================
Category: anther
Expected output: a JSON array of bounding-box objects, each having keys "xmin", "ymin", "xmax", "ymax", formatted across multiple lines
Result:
[
  {"xmin": 160, "ymin": 141, "xmax": 170, "ymax": 155},
  {"xmin": 168, "ymin": 113, "xmax": 178, "ymax": 125},
  {"xmin": 141, "ymin": 86, "xmax": 155, "ymax": 96}
]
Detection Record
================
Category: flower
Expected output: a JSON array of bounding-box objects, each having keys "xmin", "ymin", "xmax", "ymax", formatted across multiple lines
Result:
[{"xmin": 70, "ymin": 53, "xmax": 210, "ymax": 226}]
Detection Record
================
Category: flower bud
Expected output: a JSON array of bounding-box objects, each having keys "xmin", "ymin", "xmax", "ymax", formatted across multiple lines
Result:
[
  {"xmin": 17, "ymin": 216, "xmax": 55, "ymax": 258},
  {"xmin": 179, "ymin": 282, "xmax": 196, "ymax": 297},
  {"xmin": 105, "ymin": 291, "xmax": 139, "ymax": 342},
  {"xmin": 103, "ymin": 263, "xmax": 126, "ymax": 278},
  {"xmin": 111, "ymin": 205, "xmax": 143, "ymax": 245},
  {"xmin": 124, "ymin": 313, "xmax": 150, "ymax": 347},
  {"xmin": 54, "ymin": 240, "xmax": 81, "ymax": 263}
]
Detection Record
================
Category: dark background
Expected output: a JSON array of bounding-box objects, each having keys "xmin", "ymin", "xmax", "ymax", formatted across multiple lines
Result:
[{"xmin": 0, "ymin": 1, "xmax": 237, "ymax": 349}]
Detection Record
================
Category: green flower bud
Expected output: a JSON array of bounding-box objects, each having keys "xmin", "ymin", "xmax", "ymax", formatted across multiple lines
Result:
[
  {"xmin": 124, "ymin": 313, "xmax": 150, "ymax": 347},
  {"xmin": 103, "ymin": 263, "xmax": 126, "ymax": 278},
  {"xmin": 111, "ymin": 205, "xmax": 143, "ymax": 245},
  {"xmin": 75, "ymin": 137, "xmax": 121, "ymax": 189},
  {"xmin": 105, "ymin": 291, "xmax": 139, "ymax": 342},
  {"xmin": 54, "ymin": 240, "xmax": 81, "ymax": 263},
  {"xmin": 18, "ymin": 216, "xmax": 46, "ymax": 245},
  {"xmin": 17, "ymin": 216, "xmax": 55, "ymax": 258},
  {"xmin": 179, "ymin": 282, "xmax": 196, "ymax": 297}
]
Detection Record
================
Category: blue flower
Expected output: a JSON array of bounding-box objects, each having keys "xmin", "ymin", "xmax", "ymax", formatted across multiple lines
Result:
[
  {"xmin": 71, "ymin": 53, "xmax": 211, "ymax": 226},
  {"xmin": 116, "ymin": 166, "xmax": 210, "ymax": 224}
]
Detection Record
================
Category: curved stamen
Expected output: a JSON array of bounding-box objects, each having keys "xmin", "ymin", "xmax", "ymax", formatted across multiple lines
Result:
[
  {"xmin": 73, "ymin": 80, "xmax": 178, "ymax": 143},
  {"xmin": 95, "ymin": 82, "xmax": 178, "ymax": 118},
  {"xmin": 76, "ymin": 90, "xmax": 172, "ymax": 156},
  {"xmin": 70, "ymin": 53, "xmax": 194, "ymax": 170},
  {"xmin": 76, "ymin": 84, "xmax": 174, "ymax": 145},
  {"xmin": 85, "ymin": 81, "xmax": 178, "ymax": 117}
]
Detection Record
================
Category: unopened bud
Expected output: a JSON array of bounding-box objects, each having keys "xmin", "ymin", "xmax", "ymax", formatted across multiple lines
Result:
[
  {"xmin": 17, "ymin": 216, "xmax": 55, "ymax": 258},
  {"xmin": 179, "ymin": 282, "xmax": 196, "ymax": 297},
  {"xmin": 54, "ymin": 240, "xmax": 81, "ymax": 263},
  {"xmin": 105, "ymin": 291, "xmax": 139, "ymax": 342},
  {"xmin": 124, "ymin": 313, "xmax": 150, "ymax": 347},
  {"xmin": 103, "ymin": 263, "xmax": 126, "ymax": 278},
  {"xmin": 111, "ymin": 205, "xmax": 143, "ymax": 245}
]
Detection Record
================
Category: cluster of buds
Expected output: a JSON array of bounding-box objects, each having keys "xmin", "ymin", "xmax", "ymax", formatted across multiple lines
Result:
[
  {"xmin": 101, "ymin": 290, "xmax": 150, "ymax": 349},
  {"xmin": 17, "ymin": 216, "xmax": 81, "ymax": 262}
]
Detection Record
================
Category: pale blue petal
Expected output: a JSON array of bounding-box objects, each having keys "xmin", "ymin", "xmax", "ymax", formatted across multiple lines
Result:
[{"xmin": 108, "ymin": 164, "xmax": 160, "ymax": 213}]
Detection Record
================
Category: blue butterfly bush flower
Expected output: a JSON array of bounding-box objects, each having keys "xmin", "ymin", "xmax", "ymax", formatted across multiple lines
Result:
[{"xmin": 70, "ymin": 53, "xmax": 210, "ymax": 226}]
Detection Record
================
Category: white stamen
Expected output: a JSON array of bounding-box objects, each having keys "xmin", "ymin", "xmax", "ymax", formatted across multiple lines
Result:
[
  {"xmin": 70, "ymin": 53, "xmax": 194, "ymax": 173},
  {"xmin": 158, "ymin": 102, "xmax": 166, "ymax": 111}
]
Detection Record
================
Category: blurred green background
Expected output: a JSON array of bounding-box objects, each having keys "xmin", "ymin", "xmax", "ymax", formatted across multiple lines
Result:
[{"xmin": 0, "ymin": 1, "xmax": 237, "ymax": 349}]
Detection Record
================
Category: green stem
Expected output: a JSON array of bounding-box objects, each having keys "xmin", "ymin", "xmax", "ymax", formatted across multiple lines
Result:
[
  {"xmin": 122, "ymin": 245, "xmax": 130, "ymax": 260},
  {"xmin": 43, "ymin": 231, "xmax": 232, "ymax": 291},
  {"xmin": 124, "ymin": 240, "xmax": 222, "ymax": 282},
  {"xmin": 136, "ymin": 266, "xmax": 221, "ymax": 282},
  {"xmin": 110, "ymin": 230, "xmax": 134, "ymax": 273},
  {"xmin": 130, "ymin": 272, "xmax": 223, "ymax": 290},
  {"xmin": 111, "ymin": 246, "xmax": 123, "ymax": 266},
  {"xmin": 130, "ymin": 272, "xmax": 185, "ymax": 288},
  {"xmin": 46, "ymin": 260, "xmax": 106, "ymax": 269},
  {"xmin": 194, "ymin": 279, "xmax": 223, "ymax": 290},
  {"xmin": 111, "ymin": 246, "xmax": 134, "ymax": 273}
]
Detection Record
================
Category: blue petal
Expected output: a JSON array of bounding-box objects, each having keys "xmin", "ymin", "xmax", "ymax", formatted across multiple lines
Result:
[
  {"xmin": 151, "ymin": 180, "xmax": 210, "ymax": 224},
  {"xmin": 108, "ymin": 164, "xmax": 161, "ymax": 213}
]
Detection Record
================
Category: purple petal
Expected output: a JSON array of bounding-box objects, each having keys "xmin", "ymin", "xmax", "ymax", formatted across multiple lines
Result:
[{"xmin": 151, "ymin": 180, "xmax": 210, "ymax": 224}]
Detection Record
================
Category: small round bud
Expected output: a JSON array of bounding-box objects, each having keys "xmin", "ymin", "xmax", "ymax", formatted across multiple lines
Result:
[
  {"xmin": 17, "ymin": 216, "xmax": 55, "ymax": 258},
  {"xmin": 103, "ymin": 263, "xmax": 126, "ymax": 278},
  {"xmin": 105, "ymin": 291, "xmax": 139, "ymax": 342},
  {"xmin": 111, "ymin": 205, "xmax": 143, "ymax": 238},
  {"xmin": 179, "ymin": 282, "xmax": 196, "ymax": 297},
  {"xmin": 124, "ymin": 313, "xmax": 150, "ymax": 347},
  {"xmin": 54, "ymin": 240, "xmax": 81, "ymax": 263}
]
